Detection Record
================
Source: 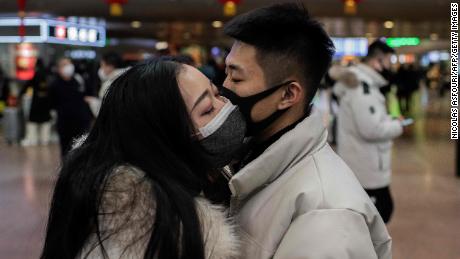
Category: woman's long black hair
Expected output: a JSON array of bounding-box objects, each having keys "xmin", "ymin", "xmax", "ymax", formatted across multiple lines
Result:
[{"xmin": 41, "ymin": 59, "xmax": 210, "ymax": 259}]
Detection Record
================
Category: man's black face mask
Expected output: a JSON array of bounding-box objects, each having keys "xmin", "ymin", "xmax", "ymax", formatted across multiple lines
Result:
[{"xmin": 220, "ymin": 80, "xmax": 295, "ymax": 136}]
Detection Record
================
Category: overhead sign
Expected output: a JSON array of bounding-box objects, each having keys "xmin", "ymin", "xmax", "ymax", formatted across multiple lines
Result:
[
  {"xmin": 332, "ymin": 37, "xmax": 368, "ymax": 57},
  {"xmin": 386, "ymin": 37, "xmax": 420, "ymax": 48},
  {"xmin": 0, "ymin": 18, "xmax": 106, "ymax": 47}
]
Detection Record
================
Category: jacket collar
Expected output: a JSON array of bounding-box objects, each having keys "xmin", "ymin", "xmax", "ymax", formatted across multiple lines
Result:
[
  {"xmin": 107, "ymin": 68, "xmax": 127, "ymax": 82},
  {"xmin": 353, "ymin": 63, "xmax": 388, "ymax": 88},
  {"xmin": 229, "ymin": 112, "xmax": 328, "ymax": 200}
]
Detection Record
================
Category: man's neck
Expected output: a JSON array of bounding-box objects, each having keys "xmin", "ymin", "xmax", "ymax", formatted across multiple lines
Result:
[
  {"xmin": 256, "ymin": 108, "xmax": 306, "ymax": 143},
  {"xmin": 238, "ymin": 109, "xmax": 306, "ymax": 167}
]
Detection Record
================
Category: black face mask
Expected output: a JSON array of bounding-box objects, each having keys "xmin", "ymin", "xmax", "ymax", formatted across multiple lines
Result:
[
  {"xmin": 379, "ymin": 68, "xmax": 392, "ymax": 81},
  {"xmin": 379, "ymin": 68, "xmax": 393, "ymax": 96},
  {"xmin": 220, "ymin": 80, "xmax": 294, "ymax": 136}
]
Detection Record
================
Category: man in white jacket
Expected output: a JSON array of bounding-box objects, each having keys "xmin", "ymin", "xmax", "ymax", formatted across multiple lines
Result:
[
  {"xmin": 98, "ymin": 52, "xmax": 126, "ymax": 99},
  {"xmin": 220, "ymin": 3, "xmax": 392, "ymax": 259},
  {"xmin": 334, "ymin": 41, "xmax": 404, "ymax": 223},
  {"xmin": 86, "ymin": 52, "xmax": 127, "ymax": 116}
]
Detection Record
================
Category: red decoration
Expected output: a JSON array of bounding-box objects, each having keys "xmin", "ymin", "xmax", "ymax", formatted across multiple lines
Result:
[
  {"xmin": 17, "ymin": 0, "xmax": 26, "ymax": 12},
  {"xmin": 218, "ymin": 0, "xmax": 241, "ymax": 4},
  {"xmin": 16, "ymin": 43, "xmax": 37, "ymax": 81},
  {"xmin": 104, "ymin": 0, "xmax": 128, "ymax": 16},
  {"xmin": 17, "ymin": 0, "xmax": 26, "ymax": 39}
]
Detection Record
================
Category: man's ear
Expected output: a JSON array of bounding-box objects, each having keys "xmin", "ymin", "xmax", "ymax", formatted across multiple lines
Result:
[{"xmin": 278, "ymin": 81, "xmax": 303, "ymax": 110}]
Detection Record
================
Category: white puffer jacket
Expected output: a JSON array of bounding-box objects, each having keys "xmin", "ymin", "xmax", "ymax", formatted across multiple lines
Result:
[
  {"xmin": 228, "ymin": 113, "xmax": 392, "ymax": 259},
  {"xmin": 334, "ymin": 63, "xmax": 403, "ymax": 189}
]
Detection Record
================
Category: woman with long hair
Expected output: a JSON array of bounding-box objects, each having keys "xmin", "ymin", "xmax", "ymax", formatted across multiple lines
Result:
[{"xmin": 40, "ymin": 59, "xmax": 245, "ymax": 259}]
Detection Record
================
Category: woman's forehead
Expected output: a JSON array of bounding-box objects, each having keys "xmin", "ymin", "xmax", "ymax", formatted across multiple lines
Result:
[{"xmin": 178, "ymin": 65, "xmax": 211, "ymax": 106}]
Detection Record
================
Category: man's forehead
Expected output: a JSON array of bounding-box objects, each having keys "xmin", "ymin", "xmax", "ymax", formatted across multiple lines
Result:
[{"xmin": 225, "ymin": 42, "xmax": 257, "ymax": 71}]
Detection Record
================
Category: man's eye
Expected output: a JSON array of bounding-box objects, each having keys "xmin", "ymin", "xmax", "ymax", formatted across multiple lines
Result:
[{"xmin": 232, "ymin": 79, "xmax": 242, "ymax": 83}]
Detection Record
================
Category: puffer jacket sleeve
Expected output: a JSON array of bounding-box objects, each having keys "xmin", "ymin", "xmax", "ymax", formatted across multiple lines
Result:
[
  {"xmin": 349, "ymin": 92, "xmax": 403, "ymax": 142},
  {"xmin": 273, "ymin": 209, "xmax": 390, "ymax": 259}
]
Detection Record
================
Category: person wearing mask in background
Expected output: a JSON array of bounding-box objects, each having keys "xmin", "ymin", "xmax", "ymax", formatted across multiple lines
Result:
[
  {"xmin": 84, "ymin": 52, "xmax": 126, "ymax": 116},
  {"xmin": 21, "ymin": 59, "xmax": 52, "ymax": 146},
  {"xmin": 98, "ymin": 51, "xmax": 126, "ymax": 99},
  {"xmin": 49, "ymin": 57, "xmax": 92, "ymax": 158},
  {"xmin": 220, "ymin": 3, "xmax": 391, "ymax": 258},
  {"xmin": 333, "ymin": 40, "xmax": 405, "ymax": 224}
]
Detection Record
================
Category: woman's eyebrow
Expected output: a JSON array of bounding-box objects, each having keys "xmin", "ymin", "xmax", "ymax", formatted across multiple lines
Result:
[{"xmin": 191, "ymin": 89, "xmax": 210, "ymax": 111}]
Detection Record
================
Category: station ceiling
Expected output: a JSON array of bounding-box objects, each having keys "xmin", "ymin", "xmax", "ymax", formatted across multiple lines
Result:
[{"xmin": 0, "ymin": 0, "xmax": 450, "ymax": 22}]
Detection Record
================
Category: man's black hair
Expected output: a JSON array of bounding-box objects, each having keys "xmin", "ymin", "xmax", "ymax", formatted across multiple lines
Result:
[
  {"xmin": 366, "ymin": 40, "xmax": 395, "ymax": 59},
  {"xmin": 101, "ymin": 51, "xmax": 124, "ymax": 68},
  {"xmin": 224, "ymin": 2, "xmax": 335, "ymax": 104}
]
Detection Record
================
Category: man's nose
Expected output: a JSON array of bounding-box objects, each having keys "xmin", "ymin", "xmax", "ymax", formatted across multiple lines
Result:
[{"xmin": 222, "ymin": 76, "xmax": 231, "ymax": 89}]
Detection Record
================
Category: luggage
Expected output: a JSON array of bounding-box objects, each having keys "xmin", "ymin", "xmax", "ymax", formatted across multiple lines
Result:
[{"xmin": 2, "ymin": 107, "xmax": 24, "ymax": 144}]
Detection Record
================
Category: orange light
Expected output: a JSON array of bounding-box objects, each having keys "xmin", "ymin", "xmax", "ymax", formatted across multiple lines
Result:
[
  {"xmin": 110, "ymin": 3, "xmax": 123, "ymax": 16},
  {"xmin": 344, "ymin": 0, "xmax": 357, "ymax": 15},
  {"xmin": 223, "ymin": 1, "xmax": 237, "ymax": 16}
]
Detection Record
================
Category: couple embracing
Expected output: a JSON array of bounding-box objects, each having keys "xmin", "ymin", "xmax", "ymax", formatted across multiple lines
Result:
[{"xmin": 41, "ymin": 3, "xmax": 391, "ymax": 259}]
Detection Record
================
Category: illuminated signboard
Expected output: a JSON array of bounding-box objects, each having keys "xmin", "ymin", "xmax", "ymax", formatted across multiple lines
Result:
[
  {"xmin": 386, "ymin": 37, "xmax": 420, "ymax": 48},
  {"xmin": 332, "ymin": 37, "xmax": 368, "ymax": 57},
  {"xmin": 0, "ymin": 18, "xmax": 106, "ymax": 47}
]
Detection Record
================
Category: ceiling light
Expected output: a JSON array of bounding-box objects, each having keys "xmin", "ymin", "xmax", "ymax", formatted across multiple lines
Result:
[
  {"xmin": 384, "ymin": 21, "xmax": 394, "ymax": 29},
  {"xmin": 156, "ymin": 41, "xmax": 169, "ymax": 50},
  {"xmin": 212, "ymin": 21, "xmax": 223, "ymax": 28},
  {"xmin": 131, "ymin": 21, "xmax": 142, "ymax": 29}
]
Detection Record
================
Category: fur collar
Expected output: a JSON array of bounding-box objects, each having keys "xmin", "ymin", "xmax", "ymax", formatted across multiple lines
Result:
[{"xmin": 80, "ymin": 166, "xmax": 240, "ymax": 259}]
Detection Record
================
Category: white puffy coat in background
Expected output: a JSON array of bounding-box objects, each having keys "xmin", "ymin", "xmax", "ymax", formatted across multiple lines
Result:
[{"xmin": 335, "ymin": 63, "xmax": 403, "ymax": 189}]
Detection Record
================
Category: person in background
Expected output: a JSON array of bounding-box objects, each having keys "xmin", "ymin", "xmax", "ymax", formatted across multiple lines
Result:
[
  {"xmin": 0, "ymin": 65, "xmax": 10, "ymax": 118},
  {"xmin": 395, "ymin": 63, "xmax": 421, "ymax": 115},
  {"xmin": 98, "ymin": 51, "xmax": 126, "ymax": 99},
  {"xmin": 334, "ymin": 40, "xmax": 405, "ymax": 224},
  {"xmin": 20, "ymin": 59, "xmax": 52, "ymax": 146},
  {"xmin": 83, "ymin": 52, "xmax": 126, "ymax": 117},
  {"xmin": 49, "ymin": 57, "xmax": 92, "ymax": 158},
  {"xmin": 75, "ymin": 60, "xmax": 99, "ymax": 97}
]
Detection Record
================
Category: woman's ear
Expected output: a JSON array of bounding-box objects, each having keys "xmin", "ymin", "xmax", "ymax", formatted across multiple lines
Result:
[{"xmin": 278, "ymin": 81, "xmax": 303, "ymax": 110}]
